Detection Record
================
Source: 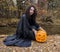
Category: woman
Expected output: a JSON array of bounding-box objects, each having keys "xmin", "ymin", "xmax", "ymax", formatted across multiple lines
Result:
[{"xmin": 3, "ymin": 5, "xmax": 44, "ymax": 47}]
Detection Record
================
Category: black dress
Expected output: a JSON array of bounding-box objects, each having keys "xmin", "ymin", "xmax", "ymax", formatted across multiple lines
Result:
[{"xmin": 3, "ymin": 14, "xmax": 39, "ymax": 47}]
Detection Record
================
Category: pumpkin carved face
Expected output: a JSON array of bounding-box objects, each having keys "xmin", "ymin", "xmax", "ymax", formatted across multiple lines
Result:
[{"xmin": 35, "ymin": 30, "xmax": 47, "ymax": 42}]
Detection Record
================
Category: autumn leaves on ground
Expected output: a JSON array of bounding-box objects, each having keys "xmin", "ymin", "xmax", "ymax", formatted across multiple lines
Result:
[{"xmin": 0, "ymin": 34, "xmax": 60, "ymax": 52}]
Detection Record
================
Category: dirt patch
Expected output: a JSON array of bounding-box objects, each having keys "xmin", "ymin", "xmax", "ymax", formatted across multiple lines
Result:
[{"xmin": 0, "ymin": 34, "xmax": 60, "ymax": 52}]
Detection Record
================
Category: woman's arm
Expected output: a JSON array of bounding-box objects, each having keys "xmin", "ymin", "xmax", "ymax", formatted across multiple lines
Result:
[
  {"xmin": 32, "ymin": 19, "xmax": 40, "ymax": 30},
  {"xmin": 32, "ymin": 29, "xmax": 37, "ymax": 35}
]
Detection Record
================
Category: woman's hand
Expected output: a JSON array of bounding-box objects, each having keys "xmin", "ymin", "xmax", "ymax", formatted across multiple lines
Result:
[{"xmin": 32, "ymin": 29, "xmax": 37, "ymax": 35}]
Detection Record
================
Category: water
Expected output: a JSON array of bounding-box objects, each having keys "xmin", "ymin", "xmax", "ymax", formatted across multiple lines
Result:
[{"xmin": 0, "ymin": 25, "xmax": 60, "ymax": 35}]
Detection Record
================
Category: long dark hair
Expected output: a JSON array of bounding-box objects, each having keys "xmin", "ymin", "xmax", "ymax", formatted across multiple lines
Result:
[{"xmin": 25, "ymin": 5, "xmax": 37, "ymax": 20}]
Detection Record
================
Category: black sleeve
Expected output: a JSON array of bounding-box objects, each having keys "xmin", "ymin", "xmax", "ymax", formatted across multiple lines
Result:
[{"xmin": 32, "ymin": 19, "xmax": 40, "ymax": 30}]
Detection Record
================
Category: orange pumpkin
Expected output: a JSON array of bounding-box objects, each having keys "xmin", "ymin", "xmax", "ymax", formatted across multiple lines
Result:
[{"xmin": 35, "ymin": 30, "xmax": 47, "ymax": 42}]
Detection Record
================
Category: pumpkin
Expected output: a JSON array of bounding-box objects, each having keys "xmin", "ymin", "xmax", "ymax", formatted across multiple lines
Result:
[{"xmin": 35, "ymin": 29, "xmax": 47, "ymax": 42}]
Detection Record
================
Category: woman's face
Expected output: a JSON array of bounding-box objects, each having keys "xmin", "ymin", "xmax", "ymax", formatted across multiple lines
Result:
[{"xmin": 29, "ymin": 7, "xmax": 34, "ymax": 15}]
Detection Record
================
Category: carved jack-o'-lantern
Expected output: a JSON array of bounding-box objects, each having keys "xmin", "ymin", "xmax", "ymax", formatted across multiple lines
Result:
[{"xmin": 35, "ymin": 30, "xmax": 47, "ymax": 42}]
